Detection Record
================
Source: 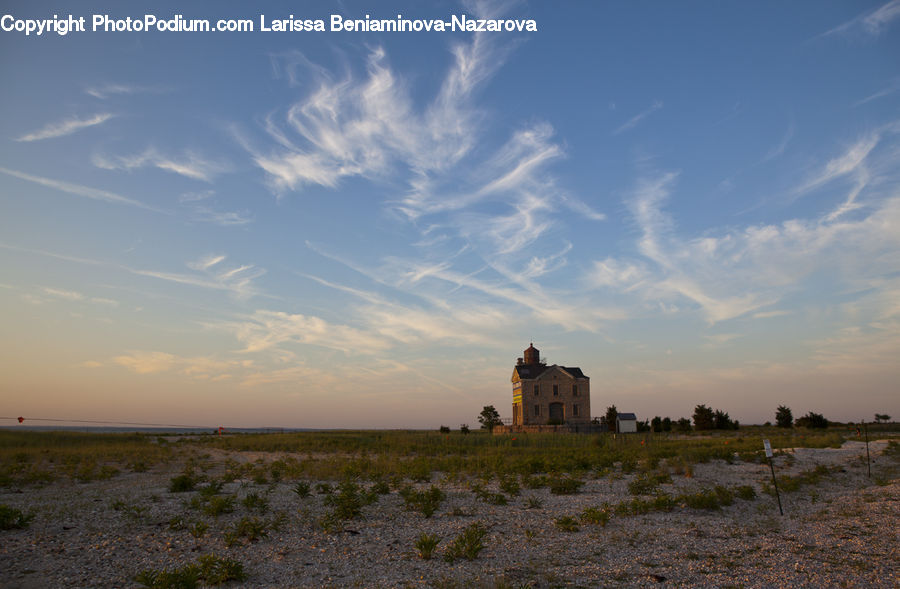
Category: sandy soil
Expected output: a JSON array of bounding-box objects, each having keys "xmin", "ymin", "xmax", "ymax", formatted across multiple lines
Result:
[{"xmin": 1, "ymin": 440, "xmax": 897, "ymax": 588}]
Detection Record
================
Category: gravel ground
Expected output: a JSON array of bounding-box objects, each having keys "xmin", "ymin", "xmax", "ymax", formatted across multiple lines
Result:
[{"xmin": 1, "ymin": 440, "xmax": 897, "ymax": 588}]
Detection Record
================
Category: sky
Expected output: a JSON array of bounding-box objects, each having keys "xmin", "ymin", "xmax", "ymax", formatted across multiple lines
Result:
[{"xmin": 1, "ymin": 1, "xmax": 899, "ymax": 429}]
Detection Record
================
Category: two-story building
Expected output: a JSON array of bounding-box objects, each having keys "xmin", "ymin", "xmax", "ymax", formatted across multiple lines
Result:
[{"xmin": 511, "ymin": 343, "xmax": 591, "ymax": 426}]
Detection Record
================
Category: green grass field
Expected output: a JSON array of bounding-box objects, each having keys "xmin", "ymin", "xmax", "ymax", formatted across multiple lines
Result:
[{"xmin": 0, "ymin": 425, "xmax": 874, "ymax": 487}]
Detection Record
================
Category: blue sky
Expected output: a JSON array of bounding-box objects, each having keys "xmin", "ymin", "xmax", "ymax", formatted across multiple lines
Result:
[{"xmin": 2, "ymin": 1, "xmax": 899, "ymax": 428}]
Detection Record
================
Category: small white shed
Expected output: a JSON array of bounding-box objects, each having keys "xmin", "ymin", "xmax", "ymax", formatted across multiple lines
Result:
[{"xmin": 617, "ymin": 412, "xmax": 638, "ymax": 433}]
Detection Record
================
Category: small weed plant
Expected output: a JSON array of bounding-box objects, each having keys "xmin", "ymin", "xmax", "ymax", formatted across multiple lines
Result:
[
  {"xmin": 135, "ymin": 554, "xmax": 245, "ymax": 588},
  {"xmin": 581, "ymin": 505, "xmax": 611, "ymax": 527},
  {"xmin": 555, "ymin": 516, "xmax": 580, "ymax": 532},
  {"xmin": 444, "ymin": 522, "xmax": 488, "ymax": 562},
  {"xmin": 169, "ymin": 474, "xmax": 197, "ymax": 493},
  {"xmin": 548, "ymin": 476, "xmax": 584, "ymax": 495},
  {"xmin": 0, "ymin": 504, "xmax": 34, "ymax": 530},
  {"xmin": 399, "ymin": 485, "xmax": 445, "ymax": 518},
  {"xmin": 415, "ymin": 533, "xmax": 441, "ymax": 559}
]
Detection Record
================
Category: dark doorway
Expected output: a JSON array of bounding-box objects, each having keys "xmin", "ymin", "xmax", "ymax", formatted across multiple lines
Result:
[{"xmin": 549, "ymin": 402, "xmax": 564, "ymax": 423}]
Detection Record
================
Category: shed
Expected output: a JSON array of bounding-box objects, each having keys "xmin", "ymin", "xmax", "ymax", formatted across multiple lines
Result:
[{"xmin": 616, "ymin": 412, "xmax": 637, "ymax": 433}]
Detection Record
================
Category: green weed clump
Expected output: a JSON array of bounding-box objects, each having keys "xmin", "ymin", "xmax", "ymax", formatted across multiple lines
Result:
[
  {"xmin": 444, "ymin": 522, "xmax": 488, "ymax": 562},
  {"xmin": 548, "ymin": 476, "xmax": 584, "ymax": 495},
  {"xmin": 680, "ymin": 486, "xmax": 733, "ymax": 510},
  {"xmin": 241, "ymin": 492, "xmax": 269, "ymax": 513},
  {"xmin": 735, "ymin": 485, "xmax": 757, "ymax": 500},
  {"xmin": 627, "ymin": 471, "xmax": 672, "ymax": 495},
  {"xmin": 524, "ymin": 496, "xmax": 544, "ymax": 509},
  {"xmin": 469, "ymin": 483, "xmax": 508, "ymax": 506},
  {"xmin": 400, "ymin": 485, "xmax": 446, "ymax": 517},
  {"xmin": 0, "ymin": 504, "xmax": 34, "ymax": 530},
  {"xmin": 763, "ymin": 465, "xmax": 833, "ymax": 495},
  {"xmin": 581, "ymin": 505, "xmax": 611, "ymax": 527},
  {"xmin": 555, "ymin": 516, "xmax": 580, "ymax": 532},
  {"xmin": 135, "ymin": 554, "xmax": 246, "ymax": 588},
  {"xmin": 615, "ymin": 494, "xmax": 677, "ymax": 516},
  {"xmin": 498, "ymin": 475, "xmax": 521, "ymax": 496},
  {"xmin": 224, "ymin": 516, "xmax": 269, "ymax": 547},
  {"xmin": 169, "ymin": 474, "xmax": 197, "ymax": 493},
  {"xmin": 292, "ymin": 481, "xmax": 311, "ymax": 498},
  {"xmin": 191, "ymin": 495, "xmax": 235, "ymax": 517},
  {"xmin": 415, "ymin": 533, "xmax": 441, "ymax": 559}
]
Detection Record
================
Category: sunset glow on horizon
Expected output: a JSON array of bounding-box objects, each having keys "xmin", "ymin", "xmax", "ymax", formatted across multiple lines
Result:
[{"xmin": 2, "ymin": 1, "xmax": 899, "ymax": 429}]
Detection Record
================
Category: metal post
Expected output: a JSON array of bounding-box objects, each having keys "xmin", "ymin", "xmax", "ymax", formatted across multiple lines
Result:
[
  {"xmin": 864, "ymin": 421, "xmax": 871, "ymax": 478},
  {"xmin": 768, "ymin": 456, "xmax": 783, "ymax": 516},
  {"xmin": 763, "ymin": 439, "xmax": 783, "ymax": 516}
]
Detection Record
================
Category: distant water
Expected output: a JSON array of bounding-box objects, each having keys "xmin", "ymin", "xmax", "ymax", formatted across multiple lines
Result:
[{"xmin": 0, "ymin": 426, "xmax": 316, "ymax": 434}]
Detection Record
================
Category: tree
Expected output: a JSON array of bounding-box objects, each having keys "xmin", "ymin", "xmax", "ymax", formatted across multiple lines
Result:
[
  {"xmin": 692, "ymin": 404, "xmax": 715, "ymax": 431},
  {"xmin": 478, "ymin": 405, "xmax": 502, "ymax": 432},
  {"xmin": 874, "ymin": 413, "xmax": 891, "ymax": 423},
  {"xmin": 651, "ymin": 416, "xmax": 663, "ymax": 433},
  {"xmin": 605, "ymin": 405, "xmax": 618, "ymax": 433},
  {"xmin": 676, "ymin": 417, "xmax": 692, "ymax": 432},
  {"xmin": 775, "ymin": 406, "xmax": 793, "ymax": 428},
  {"xmin": 713, "ymin": 410, "xmax": 732, "ymax": 430},
  {"xmin": 459, "ymin": 424, "xmax": 470, "ymax": 434},
  {"xmin": 795, "ymin": 411, "xmax": 828, "ymax": 429},
  {"xmin": 662, "ymin": 417, "xmax": 672, "ymax": 432}
]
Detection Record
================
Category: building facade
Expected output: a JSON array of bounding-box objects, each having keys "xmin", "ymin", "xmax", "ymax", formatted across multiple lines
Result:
[{"xmin": 511, "ymin": 344, "xmax": 591, "ymax": 426}]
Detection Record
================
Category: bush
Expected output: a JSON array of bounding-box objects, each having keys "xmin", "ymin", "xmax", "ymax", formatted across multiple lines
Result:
[
  {"xmin": 444, "ymin": 522, "xmax": 488, "ymax": 561},
  {"xmin": 796, "ymin": 412, "xmax": 829, "ymax": 429},
  {"xmin": 292, "ymin": 481, "xmax": 311, "ymax": 498},
  {"xmin": 0, "ymin": 504, "xmax": 34, "ymax": 530}
]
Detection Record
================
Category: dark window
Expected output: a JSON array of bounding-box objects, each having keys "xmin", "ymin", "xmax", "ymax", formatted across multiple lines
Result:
[
  {"xmin": 534, "ymin": 384, "xmax": 539, "ymax": 396},
  {"xmin": 534, "ymin": 405, "xmax": 540, "ymax": 417},
  {"xmin": 553, "ymin": 384, "xmax": 559, "ymax": 396},
  {"xmin": 573, "ymin": 384, "xmax": 578, "ymax": 396},
  {"xmin": 573, "ymin": 404, "xmax": 579, "ymax": 416}
]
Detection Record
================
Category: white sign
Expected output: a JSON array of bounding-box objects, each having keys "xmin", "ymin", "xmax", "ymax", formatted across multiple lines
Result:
[{"xmin": 763, "ymin": 439, "xmax": 773, "ymax": 458}]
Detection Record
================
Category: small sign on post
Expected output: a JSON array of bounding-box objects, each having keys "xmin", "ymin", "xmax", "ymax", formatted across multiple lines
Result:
[{"xmin": 763, "ymin": 439, "xmax": 783, "ymax": 516}]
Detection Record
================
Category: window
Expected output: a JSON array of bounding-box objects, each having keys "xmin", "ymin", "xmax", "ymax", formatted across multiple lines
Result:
[
  {"xmin": 534, "ymin": 384, "xmax": 539, "ymax": 396},
  {"xmin": 534, "ymin": 404, "xmax": 540, "ymax": 417},
  {"xmin": 553, "ymin": 384, "xmax": 559, "ymax": 396},
  {"xmin": 573, "ymin": 384, "xmax": 578, "ymax": 396},
  {"xmin": 573, "ymin": 404, "xmax": 579, "ymax": 417}
]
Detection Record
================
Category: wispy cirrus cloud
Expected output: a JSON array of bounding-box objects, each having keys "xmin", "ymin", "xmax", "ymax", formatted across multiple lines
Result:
[
  {"xmin": 822, "ymin": 0, "xmax": 900, "ymax": 38},
  {"xmin": 93, "ymin": 148, "xmax": 227, "ymax": 182},
  {"xmin": 588, "ymin": 129, "xmax": 900, "ymax": 324},
  {"xmin": 15, "ymin": 113, "xmax": 114, "ymax": 142},
  {"xmin": 228, "ymin": 309, "xmax": 391, "ymax": 355},
  {"xmin": 131, "ymin": 254, "xmax": 265, "ymax": 299},
  {"xmin": 84, "ymin": 83, "xmax": 165, "ymax": 99},
  {"xmin": 113, "ymin": 350, "xmax": 250, "ymax": 379},
  {"xmin": 179, "ymin": 191, "xmax": 252, "ymax": 226},
  {"xmin": 612, "ymin": 100, "xmax": 663, "ymax": 135},
  {"xmin": 761, "ymin": 121, "xmax": 795, "ymax": 163},
  {"xmin": 0, "ymin": 167, "xmax": 162, "ymax": 212}
]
